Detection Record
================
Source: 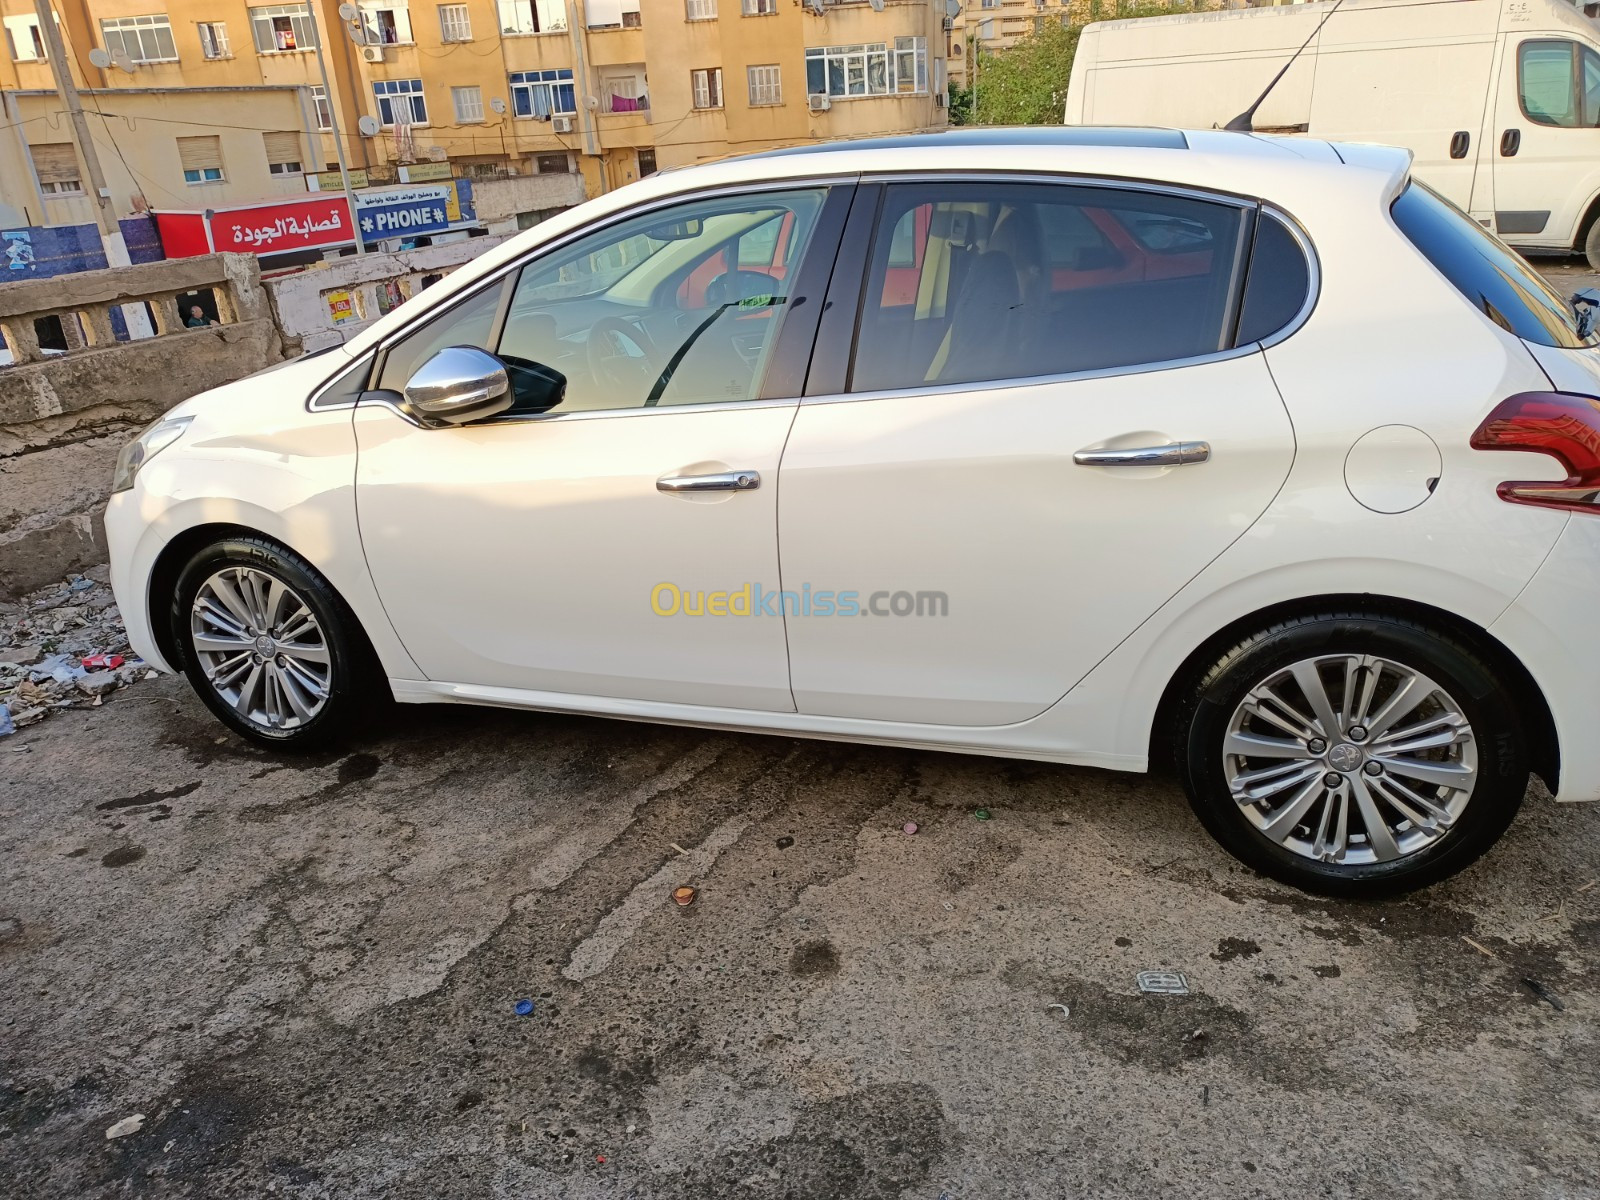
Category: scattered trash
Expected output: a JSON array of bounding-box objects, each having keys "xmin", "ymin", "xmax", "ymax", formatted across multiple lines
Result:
[
  {"xmin": 775, "ymin": 836, "xmax": 794, "ymax": 849},
  {"xmin": 596, "ymin": 1155, "xmax": 607, "ymax": 1164},
  {"xmin": 4, "ymin": 745, "xmax": 30, "ymax": 753},
  {"xmin": 81, "ymin": 654, "xmax": 124, "ymax": 670},
  {"xmin": 1461, "ymin": 936, "xmax": 1498, "ymax": 960},
  {"xmin": 1522, "ymin": 978, "xmax": 1565, "ymax": 1011},
  {"xmin": 972, "ymin": 808, "xmax": 991, "ymax": 821},
  {"xmin": 1047, "ymin": 1003, "xmax": 1070, "ymax": 1019},
  {"xmin": 626, "ymin": 1124, "xmax": 637, "ymax": 1134},
  {"xmin": 1201, "ymin": 1085, "xmax": 1210, "ymax": 1107},
  {"xmin": 901, "ymin": 822, "xmax": 918, "ymax": 836},
  {"xmin": 514, "ymin": 998, "xmax": 535, "ymax": 1017},
  {"xmin": 669, "ymin": 842, "xmax": 689, "ymax": 856},
  {"xmin": 105, "ymin": 1114, "xmax": 145, "ymax": 1139},
  {"xmin": 1182, "ymin": 1028, "xmax": 1207, "ymax": 1044},
  {"xmin": 1576, "ymin": 879, "xmax": 1598, "ymax": 895},
  {"xmin": 1, "ymin": 572, "xmax": 144, "ymax": 731},
  {"xmin": 1136, "ymin": 970, "xmax": 1191, "ymax": 996},
  {"xmin": 0, "ymin": 703, "xmax": 12, "ymax": 737},
  {"xmin": 672, "ymin": 886, "xmax": 697, "ymax": 907},
  {"xmin": 67, "ymin": 576, "xmax": 94, "ymax": 593},
  {"xmin": 163, "ymin": 1140, "xmax": 175, "ymax": 1153}
]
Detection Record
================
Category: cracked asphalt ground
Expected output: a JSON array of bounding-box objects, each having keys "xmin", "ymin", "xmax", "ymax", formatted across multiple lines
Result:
[{"xmin": 2, "ymin": 673, "xmax": 1598, "ymax": 1199}]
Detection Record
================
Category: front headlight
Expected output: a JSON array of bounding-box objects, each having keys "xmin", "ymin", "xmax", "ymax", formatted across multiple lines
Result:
[{"xmin": 111, "ymin": 416, "xmax": 193, "ymax": 494}]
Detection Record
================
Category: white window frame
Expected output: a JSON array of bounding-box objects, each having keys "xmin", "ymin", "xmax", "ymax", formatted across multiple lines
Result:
[
  {"xmin": 309, "ymin": 84, "xmax": 333, "ymax": 130},
  {"xmin": 198, "ymin": 21, "xmax": 230, "ymax": 59},
  {"xmin": 359, "ymin": 1, "xmax": 414, "ymax": 45},
  {"xmin": 747, "ymin": 63, "xmax": 781, "ymax": 106},
  {"xmin": 586, "ymin": 0, "xmax": 640, "ymax": 29},
  {"xmin": 30, "ymin": 144, "xmax": 83, "ymax": 195},
  {"xmin": 685, "ymin": 0, "xmax": 716, "ymax": 19},
  {"xmin": 894, "ymin": 36, "xmax": 928, "ymax": 94},
  {"xmin": 509, "ymin": 68, "xmax": 576, "ymax": 117},
  {"xmin": 806, "ymin": 40, "xmax": 925, "ymax": 98},
  {"xmin": 373, "ymin": 77, "xmax": 429, "ymax": 126},
  {"xmin": 4, "ymin": 14, "xmax": 46, "ymax": 62},
  {"xmin": 184, "ymin": 166, "xmax": 225, "ymax": 185},
  {"xmin": 249, "ymin": 4, "xmax": 317, "ymax": 54},
  {"xmin": 452, "ymin": 84, "xmax": 485, "ymax": 122},
  {"xmin": 267, "ymin": 159, "xmax": 302, "ymax": 175},
  {"xmin": 691, "ymin": 66, "xmax": 722, "ymax": 109},
  {"xmin": 742, "ymin": 0, "xmax": 776, "ymax": 14},
  {"xmin": 438, "ymin": 3, "xmax": 472, "ymax": 41},
  {"xmin": 40, "ymin": 178, "xmax": 83, "ymax": 195},
  {"xmin": 497, "ymin": 0, "xmax": 567, "ymax": 35},
  {"xmin": 100, "ymin": 14, "xmax": 179, "ymax": 65}
]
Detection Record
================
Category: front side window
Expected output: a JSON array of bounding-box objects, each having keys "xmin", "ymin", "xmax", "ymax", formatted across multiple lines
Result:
[
  {"xmin": 381, "ymin": 189, "xmax": 827, "ymax": 417},
  {"xmin": 511, "ymin": 68, "xmax": 576, "ymax": 117},
  {"xmin": 373, "ymin": 78, "xmax": 428, "ymax": 125},
  {"xmin": 850, "ymin": 181, "xmax": 1248, "ymax": 392},
  {"xmin": 1391, "ymin": 180, "xmax": 1599, "ymax": 349},
  {"xmin": 250, "ymin": 4, "xmax": 317, "ymax": 53},
  {"xmin": 100, "ymin": 15, "xmax": 178, "ymax": 63},
  {"xmin": 1518, "ymin": 38, "xmax": 1600, "ymax": 127}
]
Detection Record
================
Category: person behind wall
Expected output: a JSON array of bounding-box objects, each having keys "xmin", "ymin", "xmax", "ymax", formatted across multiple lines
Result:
[{"xmin": 184, "ymin": 304, "xmax": 219, "ymax": 328}]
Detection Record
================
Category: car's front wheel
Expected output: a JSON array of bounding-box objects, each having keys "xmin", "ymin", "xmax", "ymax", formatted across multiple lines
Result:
[
  {"xmin": 171, "ymin": 536, "xmax": 381, "ymax": 751},
  {"xmin": 1177, "ymin": 613, "xmax": 1529, "ymax": 896}
]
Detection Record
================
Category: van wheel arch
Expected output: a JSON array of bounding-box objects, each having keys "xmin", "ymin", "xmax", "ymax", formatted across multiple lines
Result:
[
  {"xmin": 1576, "ymin": 193, "xmax": 1600, "ymax": 268},
  {"xmin": 1150, "ymin": 594, "xmax": 1558, "ymax": 794}
]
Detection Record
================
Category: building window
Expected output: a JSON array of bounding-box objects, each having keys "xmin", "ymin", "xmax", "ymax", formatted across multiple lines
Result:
[
  {"xmin": 498, "ymin": 0, "xmax": 566, "ymax": 35},
  {"xmin": 452, "ymin": 84, "xmax": 484, "ymax": 122},
  {"xmin": 178, "ymin": 135, "xmax": 225, "ymax": 184},
  {"xmin": 359, "ymin": 2, "xmax": 413, "ymax": 45},
  {"xmin": 587, "ymin": 0, "xmax": 640, "ymax": 29},
  {"xmin": 747, "ymin": 63, "xmax": 781, "ymax": 106},
  {"xmin": 100, "ymin": 15, "xmax": 178, "ymax": 64},
  {"xmin": 685, "ymin": 0, "xmax": 716, "ymax": 18},
  {"xmin": 4, "ymin": 15, "xmax": 47, "ymax": 61},
  {"xmin": 29, "ymin": 143, "xmax": 82, "ymax": 195},
  {"xmin": 264, "ymin": 130, "xmax": 303, "ymax": 174},
  {"xmin": 249, "ymin": 4, "xmax": 317, "ymax": 53},
  {"xmin": 438, "ymin": 3, "xmax": 471, "ymax": 40},
  {"xmin": 691, "ymin": 66, "xmax": 722, "ymax": 109},
  {"xmin": 637, "ymin": 148, "xmax": 656, "ymax": 177},
  {"xmin": 599, "ymin": 67, "xmax": 646, "ymax": 112},
  {"xmin": 806, "ymin": 39, "xmax": 926, "ymax": 98},
  {"xmin": 510, "ymin": 68, "xmax": 576, "ymax": 117},
  {"xmin": 535, "ymin": 152, "xmax": 570, "ymax": 173},
  {"xmin": 742, "ymin": 0, "xmax": 776, "ymax": 13},
  {"xmin": 309, "ymin": 84, "xmax": 333, "ymax": 130},
  {"xmin": 373, "ymin": 78, "xmax": 428, "ymax": 125},
  {"xmin": 198, "ymin": 21, "xmax": 230, "ymax": 58}
]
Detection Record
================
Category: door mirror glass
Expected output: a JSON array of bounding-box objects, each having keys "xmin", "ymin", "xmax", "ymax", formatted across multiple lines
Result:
[{"xmin": 403, "ymin": 345, "xmax": 513, "ymax": 425}]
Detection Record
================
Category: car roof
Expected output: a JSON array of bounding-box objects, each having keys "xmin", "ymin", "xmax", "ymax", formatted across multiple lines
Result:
[{"xmin": 741, "ymin": 126, "xmax": 1193, "ymax": 157}]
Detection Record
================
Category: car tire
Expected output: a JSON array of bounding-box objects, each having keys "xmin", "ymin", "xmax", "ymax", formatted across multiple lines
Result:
[
  {"xmin": 1176, "ymin": 612, "xmax": 1528, "ymax": 897},
  {"xmin": 171, "ymin": 536, "xmax": 385, "ymax": 752},
  {"xmin": 1585, "ymin": 219, "xmax": 1600, "ymax": 272}
]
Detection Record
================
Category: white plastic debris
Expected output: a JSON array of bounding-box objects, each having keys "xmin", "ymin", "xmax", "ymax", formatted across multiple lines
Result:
[
  {"xmin": 105, "ymin": 1114, "xmax": 145, "ymax": 1139},
  {"xmin": 1136, "ymin": 970, "xmax": 1191, "ymax": 996}
]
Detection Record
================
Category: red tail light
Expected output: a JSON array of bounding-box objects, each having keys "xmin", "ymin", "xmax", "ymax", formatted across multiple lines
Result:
[{"xmin": 1470, "ymin": 391, "xmax": 1600, "ymax": 514}]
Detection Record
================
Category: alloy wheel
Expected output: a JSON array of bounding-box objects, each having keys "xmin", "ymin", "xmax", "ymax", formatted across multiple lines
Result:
[
  {"xmin": 189, "ymin": 566, "xmax": 331, "ymax": 730},
  {"xmin": 1222, "ymin": 654, "xmax": 1477, "ymax": 866}
]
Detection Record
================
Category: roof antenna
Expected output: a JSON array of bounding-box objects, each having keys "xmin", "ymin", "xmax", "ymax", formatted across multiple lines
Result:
[{"xmin": 1224, "ymin": 0, "xmax": 1345, "ymax": 133}]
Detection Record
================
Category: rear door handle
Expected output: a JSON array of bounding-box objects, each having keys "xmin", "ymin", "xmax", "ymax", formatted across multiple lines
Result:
[
  {"xmin": 657, "ymin": 470, "xmax": 761, "ymax": 493},
  {"xmin": 1073, "ymin": 441, "xmax": 1211, "ymax": 468},
  {"xmin": 1501, "ymin": 128, "xmax": 1521, "ymax": 157}
]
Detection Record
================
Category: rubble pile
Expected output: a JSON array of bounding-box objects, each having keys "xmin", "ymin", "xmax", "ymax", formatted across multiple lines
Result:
[{"xmin": 0, "ymin": 566, "xmax": 158, "ymax": 736}]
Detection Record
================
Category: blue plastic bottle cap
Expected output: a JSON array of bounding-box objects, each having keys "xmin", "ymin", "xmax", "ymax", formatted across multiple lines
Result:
[{"xmin": 514, "ymin": 998, "xmax": 534, "ymax": 1016}]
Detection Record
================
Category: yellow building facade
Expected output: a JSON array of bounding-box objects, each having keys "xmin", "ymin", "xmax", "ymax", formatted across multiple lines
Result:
[{"xmin": 1, "ymin": 0, "xmax": 949, "ymax": 230}]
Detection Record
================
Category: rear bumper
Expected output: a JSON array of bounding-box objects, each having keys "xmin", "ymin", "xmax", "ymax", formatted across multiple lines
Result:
[{"xmin": 1490, "ymin": 515, "xmax": 1600, "ymax": 802}]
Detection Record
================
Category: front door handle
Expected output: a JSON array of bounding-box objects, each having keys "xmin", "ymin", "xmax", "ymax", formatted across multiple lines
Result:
[
  {"xmin": 657, "ymin": 470, "xmax": 761, "ymax": 493},
  {"xmin": 1501, "ymin": 128, "xmax": 1521, "ymax": 157},
  {"xmin": 1073, "ymin": 441, "xmax": 1211, "ymax": 468}
]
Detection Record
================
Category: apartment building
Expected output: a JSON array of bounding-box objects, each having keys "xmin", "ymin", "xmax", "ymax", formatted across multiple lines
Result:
[{"xmin": 1, "ymin": 0, "xmax": 948, "ymax": 234}]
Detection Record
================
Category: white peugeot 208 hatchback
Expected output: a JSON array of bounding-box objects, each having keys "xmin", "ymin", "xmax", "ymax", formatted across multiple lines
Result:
[{"xmin": 107, "ymin": 128, "xmax": 1600, "ymax": 896}]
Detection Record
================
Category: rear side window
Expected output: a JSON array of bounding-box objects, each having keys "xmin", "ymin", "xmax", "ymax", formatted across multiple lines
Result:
[
  {"xmin": 849, "ymin": 181, "xmax": 1249, "ymax": 392},
  {"xmin": 1391, "ymin": 181, "xmax": 1598, "ymax": 349},
  {"xmin": 1235, "ymin": 215, "xmax": 1311, "ymax": 345}
]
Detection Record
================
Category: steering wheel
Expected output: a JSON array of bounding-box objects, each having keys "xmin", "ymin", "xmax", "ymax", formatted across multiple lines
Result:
[{"xmin": 586, "ymin": 317, "xmax": 656, "ymax": 397}]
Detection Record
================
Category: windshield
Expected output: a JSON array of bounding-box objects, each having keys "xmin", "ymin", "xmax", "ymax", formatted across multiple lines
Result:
[{"xmin": 1390, "ymin": 181, "xmax": 1600, "ymax": 350}]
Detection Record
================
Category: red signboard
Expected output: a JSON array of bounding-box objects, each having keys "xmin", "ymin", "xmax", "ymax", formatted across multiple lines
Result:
[{"xmin": 153, "ymin": 195, "xmax": 354, "ymax": 259}]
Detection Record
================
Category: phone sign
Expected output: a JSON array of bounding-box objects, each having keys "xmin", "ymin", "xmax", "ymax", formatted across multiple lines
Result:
[{"xmin": 355, "ymin": 185, "xmax": 454, "ymax": 240}]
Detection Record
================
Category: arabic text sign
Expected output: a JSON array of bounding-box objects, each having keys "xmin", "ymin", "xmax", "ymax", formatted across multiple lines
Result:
[
  {"xmin": 213, "ymin": 196, "xmax": 353, "ymax": 254},
  {"xmin": 355, "ymin": 185, "xmax": 455, "ymax": 240}
]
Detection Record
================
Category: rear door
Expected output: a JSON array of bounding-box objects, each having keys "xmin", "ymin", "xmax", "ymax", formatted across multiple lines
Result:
[{"xmin": 775, "ymin": 178, "xmax": 1303, "ymax": 727}]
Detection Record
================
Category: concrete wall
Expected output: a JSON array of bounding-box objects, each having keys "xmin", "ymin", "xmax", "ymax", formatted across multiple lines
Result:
[
  {"xmin": 263, "ymin": 236, "xmax": 511, "ymax": 354},
  {"xmin": 0, "ymin": 253, "xmax": 283, "ymax": 598},
  {"xmin": 471, "ymin": 173, "xmax": 588, "ymax": 234}
]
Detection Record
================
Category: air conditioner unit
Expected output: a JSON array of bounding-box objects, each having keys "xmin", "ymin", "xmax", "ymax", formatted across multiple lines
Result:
[
  {"xmin": 552, "ymin": 114, "xmax": 575, "ymax": 133},
  {"xmin": 942, "ymin": 15, "xmax": 953, "ymax": 32},
  {"xmin": 360, "ymin": 44, "xmax": 384, "ymax": 63},
  {"xmin": 934, "ymin": 91, "xmax": 948, "ymax": 108},
  {"xmin": 807, "ymin": 94, "xmax": 831, "ymax": 113}
]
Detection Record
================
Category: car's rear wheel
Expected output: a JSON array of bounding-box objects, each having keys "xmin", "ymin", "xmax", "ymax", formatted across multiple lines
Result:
[
  {"xmin": 171, "ymin": 536, "xmax": 381, "ymax": 751},
  {"xmin": 1177, "ymin": 613, "xmax": 1528, "ymax": 896}
]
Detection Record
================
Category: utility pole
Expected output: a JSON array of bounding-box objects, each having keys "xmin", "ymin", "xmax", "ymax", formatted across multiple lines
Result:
[
  {"xmin": 33, "ymin": 0, "xmax": 153, "ymax": 336},
  {"xmin": 306, "ymin": 2, "xmax": 364, "ymax": 254}
]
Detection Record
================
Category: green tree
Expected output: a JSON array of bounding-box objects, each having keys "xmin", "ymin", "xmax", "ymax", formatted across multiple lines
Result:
[{"xmin": 947, "ymin": 80, "xmax": 974, "ymax": 126}]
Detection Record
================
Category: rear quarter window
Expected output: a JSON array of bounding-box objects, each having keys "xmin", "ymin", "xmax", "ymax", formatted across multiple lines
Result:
[
  {"xmin": 1235, "ymin": 214, "xmax": 1312, "ymax": 345},
  {"xmin": 1391, "ymin": 181, "xmax": 1598, "ymax": 349}
]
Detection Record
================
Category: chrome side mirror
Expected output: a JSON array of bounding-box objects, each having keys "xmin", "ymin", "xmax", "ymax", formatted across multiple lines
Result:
[{"xmin": 403, "ymin": 345, "xmax": 512, "ymax": 426}]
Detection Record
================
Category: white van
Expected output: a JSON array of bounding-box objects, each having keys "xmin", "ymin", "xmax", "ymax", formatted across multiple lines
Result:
[{"xmin": 1065, "ymin": 0, "xmax": 1600, "ymax": 265}]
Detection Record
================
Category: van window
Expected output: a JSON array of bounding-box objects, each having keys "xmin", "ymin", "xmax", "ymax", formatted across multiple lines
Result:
[
  {"xmin": 1235, "ymin": 215, "xmax": 1311, "ymax": 345},
  {"xmin": 1518, "ymin": 39, "xmax": 1600, "ymax": 128},
  {"xmin": 849, "ymin": 181, "xmax": 1248, "ymax": 392},
  {"xmin": 1391, "ymin": 181, "xmax": 1599, "ymax": 350}
]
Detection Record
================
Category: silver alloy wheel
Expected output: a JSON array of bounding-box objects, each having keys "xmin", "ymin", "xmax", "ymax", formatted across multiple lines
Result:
[
  {"xmin": 1222, "ymin": 654, "xmax": 1477, "ymax": 866},
  {"xmin": 189, "ymin": 566, "xmax": 331, "ymax": 731}
]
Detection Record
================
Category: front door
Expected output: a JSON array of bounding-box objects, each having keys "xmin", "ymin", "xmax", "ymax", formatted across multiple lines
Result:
[
  {"xmin": 777, "ymin": 179, "xmax": 1298, "ymax": 727},
  {"xmin": 1490, "ymin": 32, "xmax": 1600, "ymax": 248},
  {"xmin": 356, "ymin": 184, "xmax": 845, "ymax": 710}
]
